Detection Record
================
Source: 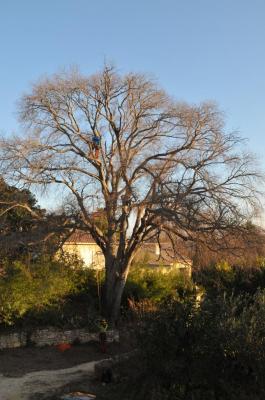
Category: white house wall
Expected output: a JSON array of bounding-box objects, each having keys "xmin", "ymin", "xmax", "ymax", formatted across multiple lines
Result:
[{"xmin": 63, "ymin": 243, "xmax": 104, "ymax": 269}]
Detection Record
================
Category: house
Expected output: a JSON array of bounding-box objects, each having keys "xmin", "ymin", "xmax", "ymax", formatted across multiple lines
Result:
[
  {"xmin": 63, "ymin": 231, "xmax": 104, "ymax": 269},
  {"xmin": 133, "ymin": 241, "xmax": 192, "ymax": 277},
  {"xmin": 63, "ymin": 230, "xmax": 192, "ymax": 275}
]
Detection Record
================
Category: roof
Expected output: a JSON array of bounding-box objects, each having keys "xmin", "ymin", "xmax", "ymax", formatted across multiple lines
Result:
[
  {"xmin": 65, "ymin": 230, "xmax": 96, "ymax": 244},
  {"xmin": 148, "ymin": 257, "xmax": 191, "ymax": 268},
  {"xmin": 144, "ymin": 249, "xmax": 191, "ymax": 267}
]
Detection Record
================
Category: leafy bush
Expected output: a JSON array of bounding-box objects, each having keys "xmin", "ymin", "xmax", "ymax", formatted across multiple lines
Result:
[
  {"xmin": 127, "ymin": 291, "xmax": 265, "ymax": 400},
  {"xmin": 123, "ymin": 266, "xmax": 195, "ymax": 306},
  {"xmin": 0, "ymin": 253, "xmax": 95, "ymax": 326},
  {"xmin": 193, "ymin": 262, "xmax": 265, "ymax": 298}
]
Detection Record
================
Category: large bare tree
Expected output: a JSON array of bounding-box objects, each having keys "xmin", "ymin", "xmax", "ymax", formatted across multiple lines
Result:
[{"xmin": 0, "ymin": 66, "xmax": 261, "ymax": 321}]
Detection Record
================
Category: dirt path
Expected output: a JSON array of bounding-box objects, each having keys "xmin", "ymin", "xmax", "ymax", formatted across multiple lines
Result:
[
  {"xmin": 0, "ymin": 360, "xmax": 98, "ymax": 400},
  {"xmin": 0, "ymin": 342, "xmax": 129, "ymax": 399},
  {"xmin": 0, "ymin": 343, "xmax": 121, "ymax": 377}
]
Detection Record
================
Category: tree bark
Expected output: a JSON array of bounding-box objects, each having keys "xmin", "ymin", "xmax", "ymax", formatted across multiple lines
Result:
[{"xmin": 103, "ymin": 255, "xmax": 129, "ymax": 324}]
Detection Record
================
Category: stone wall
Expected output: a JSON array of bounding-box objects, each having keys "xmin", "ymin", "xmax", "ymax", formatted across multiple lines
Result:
[
  {"xmin": 0, "ymin": 328, "xmax": 119, "ymax": 350},
  {"xmin": 0, "ymin": 331, "xmax": 27, "ymax": 349}
]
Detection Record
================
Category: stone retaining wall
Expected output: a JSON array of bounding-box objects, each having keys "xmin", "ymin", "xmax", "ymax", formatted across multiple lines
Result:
[
  {"xmin": 0, "ymin": 331, "xmax": 28, "ymax": 349},
  {"xmin": 0, "ymin": 328, "xmax": 119, "ymax": 350}
]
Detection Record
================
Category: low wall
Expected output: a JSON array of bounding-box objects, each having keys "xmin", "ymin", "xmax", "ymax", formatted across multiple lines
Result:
[
  {"xmin": 0, "ymin": 331, "xmax": 28, "ymax": 349},
  {"xmin": 0, "ymin": 327, "xmax": 119, "ymax": 350}
]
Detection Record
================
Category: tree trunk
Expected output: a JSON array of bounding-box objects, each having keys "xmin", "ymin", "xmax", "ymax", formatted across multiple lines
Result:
[{"xmin": 103, "ymin": 256, "xmax": 130, "ymax": 324}]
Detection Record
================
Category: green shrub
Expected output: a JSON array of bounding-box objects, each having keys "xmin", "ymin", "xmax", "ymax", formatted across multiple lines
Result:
[
  {"xmin": 193, "ymin": 262, "xmax": 265, "ymax": 298},
  {"xmin": 0, "ymin": 253, "xmax": 93, "ymax": 326},
  {"xmin": 123, "ymin": 266, "xmax": 195, "ymax": 306},
  {"xmin": 129, "ymin": 291, "xmax": 265, "ymax": 400}
]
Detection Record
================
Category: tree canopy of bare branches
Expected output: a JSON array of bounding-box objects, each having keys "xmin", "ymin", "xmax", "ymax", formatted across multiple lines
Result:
[{"xmin": 0, "ymin": 66, "xmax": 261, "ymax": 321}]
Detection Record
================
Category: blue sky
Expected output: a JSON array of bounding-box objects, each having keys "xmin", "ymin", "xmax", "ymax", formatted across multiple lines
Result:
[{"xmin": 1, "ymin": 0, "xmax": 265, "ymax": 212}]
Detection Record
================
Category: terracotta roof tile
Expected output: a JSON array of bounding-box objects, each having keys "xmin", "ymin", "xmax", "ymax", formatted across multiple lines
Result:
[{"xmin": 65, "ymin": 230, "xmax": 95, "ymax": 244}]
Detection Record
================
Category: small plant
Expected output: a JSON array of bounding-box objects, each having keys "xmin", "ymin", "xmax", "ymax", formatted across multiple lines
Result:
[
  {"xmin": 96, "ymin": 318, "xmax": 109, "ymax": 353},
  {"xmin": 97, "ymin": 318, "xmax": 108, "ymax": 332}
]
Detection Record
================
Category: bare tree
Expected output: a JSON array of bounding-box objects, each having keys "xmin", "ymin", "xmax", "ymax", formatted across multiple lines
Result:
[
  {"xmin": 191, "ymin": 223, "xmax": 265, "ymax": 268},
  {"xmin": 0, "ymin": 66, "xmax": 261, "ymax": 321}
]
